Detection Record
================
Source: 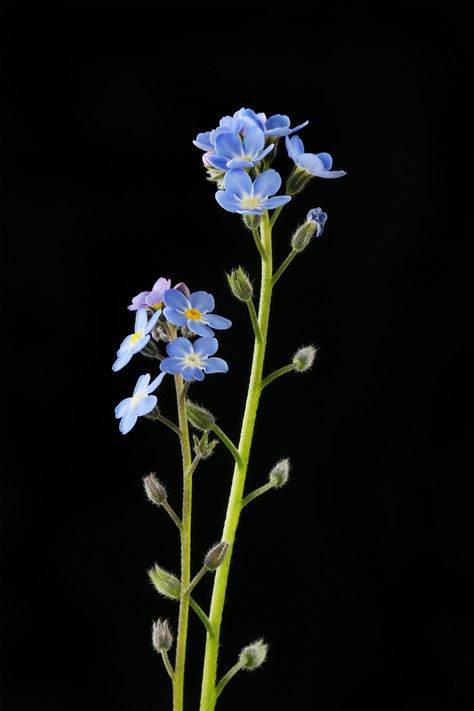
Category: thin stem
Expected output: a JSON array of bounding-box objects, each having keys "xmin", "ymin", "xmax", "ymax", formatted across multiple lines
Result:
[
  {"xmin": 161, "ymin": 650, "xmax": 175, "ymax": 682},
  {"xmin": 199, "ymin": 211, "xmax": 273, "ymax": 711},
  {"xmin": 186, "ymin": 455, "xmax": 201, "ymax": 478},
  {"xmin": 252, "ymin": 227, "xmax": 267, "ymax": 261},
  {"xmin": 180, "ymin": 381, "xmax": 190, "ymax": 401},
  {"xmin": 241, "ymin": 482, "xmax": 273, "ymax": 508},
  {"xmin": 162, "ymin": 500, "xmax": 182, "ymax": 531},
  {"xmin": 186, "ymin": 566, "xmax": 208, "ymax": 595},
  {"xmin": 261, "ymin": 364, "xmax": 295, "ymax": 390},
  {"xmin": 215, "ymin": 661, "xmax": 243, "ymax": 699},
  {"xmin": 156, "ymin": 414, "xmax": 181, "ymax": 436},
  {"xmin": 173, "ymin": 373, "xmax": 193, "ymax": 711},
  {"xmin": 270, "ymin": 205, "xmax": 284, "ymax": 227},
  {"xmin": 210, "ymin": 424, "xmax": 242, "ymax": 466},
  {"xmin": 190, "ymin": 598, "xmax": 215, "ymax": 637},
  {"xmin": 272, "ymin": 250, "xmax": 297, "ymax": 286},
  {"xmin": 247, "ymin": 300, "xmax": 262, "ymax": 343}
]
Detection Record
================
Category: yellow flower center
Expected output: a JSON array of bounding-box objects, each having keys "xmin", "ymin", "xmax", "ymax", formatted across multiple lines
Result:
[
  {"xmin": 130, "ymin": 330, "xmax": 143, "ymax": 345},
  {"xmin": 151, "ymin": 301, "xmax": 163, "ymax": 310},
  {"xmin": 131, "ymin": 389, "xmax": 145, "ymax": 407},
  {"xmin": 240, "ymin": 195, "xmax": 261, "ymax": 209},
  {"xmin": 184, "ymin": 308, "xmax": 202, "ymax": 320}
]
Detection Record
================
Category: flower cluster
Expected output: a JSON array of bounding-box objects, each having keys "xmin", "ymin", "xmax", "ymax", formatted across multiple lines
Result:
[{"xmin": 113, "ymin": 278, "xmax": 231, "ymax": 434}]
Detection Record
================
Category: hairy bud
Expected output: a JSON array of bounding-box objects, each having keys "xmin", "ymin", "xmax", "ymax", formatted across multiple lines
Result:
[
  {"xmin": 193, "ymin": 432, "xmax": 219, "ymax": 460},
  {"xmin": 152, "ymin": 618, "xmax": 173, "ymax": 652},
  {"xmin": 269, "ymin": 459, "xmax": 290, "ymax": 488},
  {"xmin": 242, "ymin": 214, "xmax": 260, "ymax": 230},
  {"xmin": 186, "ymin": 401, "xmax": 216, "ymax": 431},
  {"xmin": 148, "ymin": 564, "xmax": 181, "ymax": 600},
  {"xmin": 143, "ymin": 473, "xmax": 167, "ymax": 506},
  {"xmin": 204, "ymin": 541, "xmax": 229, "ymax": 571},
  {"xmin": 227, "ymin": 267, "xmax": 254, "ymax": 302},
  {"xmin": 291, "ymin": 207, "xmax": 327, "ymax": 252},
  {"xmin": 239, "ymin": 639, "xmax": 269, "ymax": 670},
  {"xmin": 292, "ymin": 345, "xmax": 318, "ymax": 373}
]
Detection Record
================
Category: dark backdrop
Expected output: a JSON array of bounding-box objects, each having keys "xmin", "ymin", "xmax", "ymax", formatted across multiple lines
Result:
[{"xmin": 2, "ymin": 2, "xmax": 474, "ymax": 709}]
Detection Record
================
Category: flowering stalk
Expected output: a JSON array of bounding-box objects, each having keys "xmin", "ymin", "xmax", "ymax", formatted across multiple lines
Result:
[{"xmin": 199, "ymin": 211, "xmax": 273, "ymax": 710}]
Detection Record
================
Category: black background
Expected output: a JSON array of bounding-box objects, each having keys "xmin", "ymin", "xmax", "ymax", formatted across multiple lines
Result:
[{"xmin": 2, "ymin": 1, "xmax": 474, "ymax": 709}]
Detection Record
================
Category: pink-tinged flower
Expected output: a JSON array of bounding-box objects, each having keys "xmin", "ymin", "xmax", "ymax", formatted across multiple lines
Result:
[{"xmin": 128, "ymin": 278, "xmax": 190, "ymax": 312}]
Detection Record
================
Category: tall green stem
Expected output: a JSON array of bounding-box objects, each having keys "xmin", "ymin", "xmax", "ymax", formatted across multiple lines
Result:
[
  {"xmin": 173, "ymin": 373, "xmax": 193, "ymax": 711},
  {"xmin": 199, "ymin": 212, "xmax": 273, "ymax": 711}
]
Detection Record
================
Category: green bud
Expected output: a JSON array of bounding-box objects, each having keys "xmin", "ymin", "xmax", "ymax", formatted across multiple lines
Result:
[
  {"xmin": 143, "ymin": 472, "xmax": 167, "ymax": 506},
  {"xmin": 291, "ymin": 221, "xmax": 317, "ymax": 252},
  {"xmin": 152, "ymin": 618, "xmax": 173, "ymax": 652},
  {"xmin": 186, "ymin": 401, "xmax": 216, "ymax": 431},
  {"xmin": 152, "ymin": 323, "xmax": 170, "ymax": 343},
  {"xmin": 239, "ymin": 639, "xmax": 269, "ymax": 670},
  {"xmin": 242, "ymin": 214, "xmax": 260, "ymax": 230},
  {"xmin": 227, "ymin": 267, "xmax": 254, "ymax": 302},
  {"xmin": 269, "ymin": 459, "xmax": 290, "ymax": 488},
  {"xmin": 292, "ymin": 345, "xmax": 318, "ymax": 373},
  {"xmin": 148, "ymin": 564, "xmax": 181, "ymax": 600},
  {"xmin": 204, "ymin": 541, "xmax": 229, "ymax": 571},
  {"xmin": 192, "ymin": 432, "xmax": 219, "ymax": 460}
]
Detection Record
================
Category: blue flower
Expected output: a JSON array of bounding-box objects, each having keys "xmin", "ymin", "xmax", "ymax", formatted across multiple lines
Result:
[
  {"xmin": 307, "ymin": 207, "xmax": 328, "ymax": 236},
  {"xmin": 115, "ymin": 372, "xmax": 165, "ymax": 434},
  {"xmin": 205, "ymin": 126, "xmax": 274, "ymax": 171},
  {"xmin": 160, "ymin": 337, "xmax": 228, "ymax": 382},
  {"xmin": 112, "ymin": 308, "xmax": 161, "ymax": 372},
  {"xmin": 163, "ymin": 289, "xmax": 231, "ymax": 338},
  {"xmin": 285, "ymin": 135, "xmax": 346, "ymax": 179},
  {"xmin": 234, "ymin": 108, "xmax": 308, "ymax": 138},
  {"xmin": 215, "ymin": 169, "xmax": 291, "ymax": 215}
]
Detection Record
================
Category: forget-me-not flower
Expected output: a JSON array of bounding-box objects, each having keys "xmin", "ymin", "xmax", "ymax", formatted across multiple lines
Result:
[
  {"xmin": 112, "ymin": 308, "xmax": 161, "ymax": 372},
  {"xmin": 285, "ymin": 135, "xmax": 346, "ymax": 179},
  {"xmin": 205, "ymin": 126, "xmax": 274, "ymax": 171},
  {"xmin": 128, "ymin": 278, "xmax": 190, "ymax": 311},
  {"xmin": 163, "ymin": 289, "xmax": 231, "ymax": 338},
  {"xmin": 115, "ymin": 372, "xmax": 165, "ymax": 434},
  {"xmin": 215, "ymin": 169, "xmax": 291, "ymax": 215},
  {"xmin": 160, "ymin": 337, "xmax": 228, "ymax": 382},
  {"xmin": 234, "ymin": 108, "xmax": 308, "ymax": 138}
]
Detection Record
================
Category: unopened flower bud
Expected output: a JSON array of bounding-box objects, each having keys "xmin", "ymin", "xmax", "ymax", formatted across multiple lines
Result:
[
  {"xmin": 239, "ymin": 639, "xmax": 269, "ymax": 670},
  {"xmin": 292, "ymin": 345, "xmax": 318, "ymax": 373},
  {"xmin": 152, "ymin": 323, "xmax": 170, "ymax": 342},
  {"xmin": 152, "ymin": 618, "xmax": 173, "ymax": 652},
  {"xmin": 186, "ymin": 401, "xmax": 216, "ymax": 431},
  {"xmin": 306, "ymin": 207, "xmax": 327, "ymax": 236},
  {"xmin": 227, "ymin": 267, "xmax": 254, "ymax": 303},
  {"xmin": 269, "ymin": 459, "xmax": 290, "ymax": 488},
  {"xmin": 193, "ymin": 432, "xmax": 219, "ymax": 460},
  {"xmin": 141, "ymin": 340, "xmax": 161, "ymax": 358},
  {"xmin": 204, "ymin": 541, "xmax": 229, "ymax": 571},
  {"xmin": 242, "ymin": 214, "xmax": 260, "ymax": 231},
  {"xmin": 143, "ymin": 473, "xmax": 167, "ymax": 506},
  {"xmin": 148, "ymin": 564, "xmax": 181, "ymax": 600},
  {"xmin": 291, "ymin": 208, "xmax": 327, "ymax": 252}
]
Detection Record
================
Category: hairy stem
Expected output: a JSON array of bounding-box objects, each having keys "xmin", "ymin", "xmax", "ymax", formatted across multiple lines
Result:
[
  {"xmin": 241, "ymin": 482, "xmax": 273, "ymax": 508},
  {"xmin": 215, "ymin": 661, "xmax": 243, "ymax": 699},
  {"xmin": 272, "ymin": 249, "xmax": 297, "ymax": 286},
  {"xmin": 261, "ymin": 363, "xmax": 295, "ymax": 390}
]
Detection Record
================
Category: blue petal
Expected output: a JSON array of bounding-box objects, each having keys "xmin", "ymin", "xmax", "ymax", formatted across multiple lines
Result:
[
  {"xmin": 112, "ymin": 350, "xmax": 134, "ymax": 372},
  {"xmin": 253, "ymin": 144, "xmax": 274, "ymax": 163},
  {"xmin": 135, "ymin": 308, "xmax": 148, "ymax": 332},
  {"xmin": 182, "ymin": 365, "xmax": 201, "ymax": 382},
  {"xmin": 148, "ymin": 371, "xmax": 166, "ymax": 392},
  {"xmin": 164, "ymin": 307, "xmax": 187, "ymax": 326},
  {"xmin": 120, "ymin": 410, "xmax": 138, "ymax": 434},
  {"xmin": 260, "ymin": 195, "xmax": 292, "ymax": 209},
  {"xmin": 193, "ymin": 131, "xmax": 213, "ymax": 151},
  {"xmin": 215, "ymin": 131, "xmax": 241, "ymax": 159},
  {"xmin": 290, "ymin": 120, "xmax": 309, "ymax": 134},
  {"xmin": 166, "ymin": 337, "xmax": 193, "ymax": 357},
  {"xmin": 253, "ymin": 169, "xmax": 281, "ymax": 198},
  {"xmin": 237, "ymin": 206, "xmax": 265, "ymax": 215},
  {"xmin": 226, "ymin": 158, "xmax": 254, "ymax": 170},
  {"xmin": 265, "ymin": 114, "xmax": 290, "ymax": 132},
  {"xmin": 297, "ymin": 153, "xmax": 325, "ymax": 175},
  {"xmin": 135, "ymin": 395, "xmax": 157, "ymax": 416},
  {"xmin": 134, "ymin": 373, "xmax": 151, "ymax": 395},
  {"xmin": 115, "ymin": 397, "xmax": 132, "ymax": 418},
  {"xmin": 193, "ymin": 337, "xmax": 218, "ymax": 357},
  {"xmin": 160, "ymin": 356, "xmax": 184, "ymax": 375},
  {"xmin": 317, "ymin": 152, "xmax": 333, "ymax": 170},
  {"xmin": 203, "ymin": 357, "xmax": 229, "ymax": 374},
  {"xmin": 144, "ymin": 309, "xmax": 161, "ymax": 335},
  {"xmin": 224, "ymin": 169, "xmax": 253, "ymax": 197},
  {"xmin": 117, "ymin": 333, "xmax": 134, "ymax": 353},
  {"xmin": 205, "ymin": 314, "xmax": 232, "ymax": 330},
  {"xmin": 242, "ymin": 126, "xmax": 264, "ymax": 157},
  {"xmin": 131, "ymin": 335, "xmax": 150, "ymax": 354},
  {"xmin": 193, "ymin": 368, "xmax": 205, "ymax": 381},
  {"xmin": 286, "ymin": 135, "xmax": 304, "ymax": 161},
  {"xmin": 215, "ymin": 191, "xmax": 241, "ymax": 213},
  {"xmin": 164, "ymin": 288, "xmax": 189, "ymax": 310},
  {"xmin": 235, "ymin": 108, "xmax": 265, "ymax": 130},
  {"xmin": 206, "ymin": 154, "xmax": 228, "ymax": 170},
  {"xmin": 188, "ymin": 320, "xmax": 214, "ymax": 338},
  {"xmin": 322, "ymin": 170, "xmax": 347, "ymax": 179},
  {"xmin": 189, "ymin": 291, "xmax": 214, "ymax": 313}
]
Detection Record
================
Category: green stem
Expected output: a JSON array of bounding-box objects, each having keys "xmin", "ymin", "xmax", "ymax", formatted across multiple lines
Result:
[
  {"xmin": 252, "ymin": 227, "xmax": 267, "ymax": 261},
  {"xmin": 156, "ymin": 413, "xmax": 181, "ymax": 436},
  {"xmin": 162, "ymin": 500, "xmax": 182, "ymax": 531},
  {"xmin": 247, "ymin": 299, "xmax": 262, "ymax": 343},
  {"xmin": 215, "ymin": 661, "xmax": 243, "ymax": 699},
  {"xmin": 261, "ymin": 364, "xmax": 295, "ymax": 390},
  {"xmin": 190, "ymin": 598, "xmax": 215, "ymax": 637},
  {"xmin": 241, "ymin": 482, "xmax": 273, "ymax": 508},
  {"xmin": 199, "ymin": 211, "xmax": 273, "ymax": 711},
  {"xmin": 210, "ymin": 424, "xmax": 242, "ymax": 466},
  {"xmin": 186, "ymin": 566, "xmax": 208, "ymax": 595},
  {"xmin": 270, "ymin": 205, "xmax": 284, "ymax": 227},
  {"xmin": 272, "ymin": 250, "xmax": 297, "ymax": 286},
  {"xmin": 186, "ymin": 455, "xmax": 201, "ymax": 478},
  {"xmin": 161, "ymin": 650, "xmax": 175, "ymax": 682},
  {"xmin": 173, "ymin": 373, "xmax": 193, "ymax": 711}
]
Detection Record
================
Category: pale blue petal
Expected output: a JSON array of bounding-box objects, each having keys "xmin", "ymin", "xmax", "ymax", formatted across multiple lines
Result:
[
  {"xmin": 182, "ymin": 365, "xmax": 201, "ymax": 382},
  {"xmin": 193, "ymin": 337, "xmax": 218, "ymax": 357},
  {"xmin": 148, "ymin": 371, "xmax": 166, "ymax": 392},
  {"xmin": 260, "ymin": 195, "xmax": 292, "ymax": 209},
  {"xmin": 237, "ymin": 206, "xmax": 265, "ymax": 215},
  {"xmin": 317, "ymin": 152, "xmax": 333, "ymax": 170},
  {"xmin": 242, "ymin": 126, "xmax": 264, "ymax": 157},
  {"xmin": 193, "ymin": 368, "xmax": 205, "ymax": 381},
  {"xmin": 164, "ymin": 307, "xmax": 187, "ymax": 326},
  {"xmin": 160, "ymin": 356, "xmax": 184, "ymax": 375},
  {"xmin": 224, "ymin": 169, "xmax": 253, "ymax": 197},
  {"xmin": 321, "ymin": 170, "xmax": 347, "ymax": 179},
  {"xmin": 203, "ymin": 357, "xmax": 229, "ymax": 374},
  {"xmin": 112, "ymin": 351, "xmax": 134, "ymax": 372},
  {"xmin": 189, "ymin": 291, "xmax": 214, "ymax": 313},
  {"xmin": 166, "ymin": 337, "xmax": 193, "ymax": 357},
  {"xmin": 206, "ymin": 154, "xmax": 228, "ymax": 170},
  {"xmin": 115, "ymin": 397, "xmax": 132, "ymax": 418},
  {"xmin": 253, "ymin": 144, "xmax": 274, "ymax": 163},
  {"xmin": 215, "ymin": 131, "xmax": 241, "ymax": 158},
  {"xmin": 117, "ymin": 333, "xmax": 134, "ymax": 353},
  {"xmin": 164, "ymin": 288, "xmax": 189, "ymax": 310},
  {"xmin": 226, "ymin": 158, "xmax": 254, "ymax": 170},
  {"xmin": 297, "ymin": 153, "xmax": 325, "ymax": 175},
  {"xmin": 205, "ymin": 314, "xmax": 232, "ymax": 330},
  {"xmin": 253, "ymin": 169, "xmax": 281, "ymax": 198},
  {"xmin": 120, "ymin": 410, "xmax": 138, "ymax": 435},
  {"xmin": 134, "ymin": 373, "xmax": 151, "ymax": 395},
  {"xmin": 131, "ymin": 335, "xmax": 150, "ymax": 354},
  {"xmin": 290, "ymin": 120, "xmax": 309, "ymax": 134},
  {"xmin": 135, "ymin": 308, "xmax": 148, "ymax": 332},
  {"xmin": 286, "ymin": 135, "xmax": 304, "ymax": 161},
  {"xmin": 188, "ymin": 320, "xmax": 214, "ymax": 338},
  {"xmin": 215, "ymin": 191, "xmax": 241, "ymax": 212},
  {"xmin": 265, "ymin": 114, "xmax": 290, "ymax": 132},
  {"xmin": 193, "ymin": 131, "xmax": 213, "ymax": 151},
  {"xmin": 144, "ymin": 309, "xmax": 161, "ymax": 335},
  {"xmin": 135, "ymin": 395, "xmax": 157, "ymax": 416}
]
